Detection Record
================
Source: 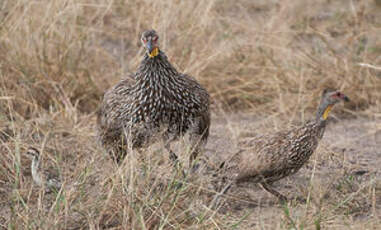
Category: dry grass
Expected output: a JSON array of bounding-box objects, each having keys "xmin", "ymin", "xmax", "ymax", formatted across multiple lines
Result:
[{"xmin": 0, "ymin": 0, "xmax": 380, "ymax": 229}]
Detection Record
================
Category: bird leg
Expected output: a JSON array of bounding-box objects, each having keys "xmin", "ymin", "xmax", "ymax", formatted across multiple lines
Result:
[
  {"xmin": 110, "ymin": 148, "xmax": 125, "ymax": 164},
  {"xmin": 209, "ymin": 180, "xmax": 234, "ymax": 209},
  {"xmin": 168, "ymin": 146, "xmax": 179, "ymax": 164},
  {"xmin": 188, "ymin": 132, "xmax": 208, "ymax": 172},
  {"xmin": 162, "ymin": 133, "xmax": 179, "ymax": 163},
  {"xmin": 189, "ymin": 148, "xmax": 201, "ymax": 173},
  {"xmin": 259, "ymin": 182, "xmax": 288, "ymax": 203},
  {"xmin": 109, "ymin": 136, "xmax": 129, "ymax": 164},
  {"xmin": 164, "ymin": 141, "xmax": 186, "ymax": 178},
  {"xmin": 164, "ymin": 141, "xmax": 180, "ymax": 165}
]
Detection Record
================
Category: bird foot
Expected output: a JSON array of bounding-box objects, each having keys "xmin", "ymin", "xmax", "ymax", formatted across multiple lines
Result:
[
  {"xmin": 293, "ymin": 196, "xmax": 307, "ymax": 203},
  {"xmin": 209, "ymin": 181, "xmax": 233, "ymax": 210},
  {"xmin": 260, "ymin": 182, "xmax": 289, "ymax": 203},
  {"xmin": 278, "ymin": 195, "xmax": 288, "ymax": 204},
  {"xmin": 189, "ymin": 162, "xmax": 201, "ymax": 174}
]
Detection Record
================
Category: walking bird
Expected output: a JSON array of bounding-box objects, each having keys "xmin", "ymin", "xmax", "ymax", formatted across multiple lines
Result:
[
  {"xmin": 218, "ymin": 89, "xmax": 349, "ymax": 202},
  {"xmin": 96, "ymin": 30, "xmax": 210, "ymax": 167}
]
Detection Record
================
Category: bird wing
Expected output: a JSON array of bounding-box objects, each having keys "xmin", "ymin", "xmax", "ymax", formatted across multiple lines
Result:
[
  {"xmin": 177, "ymin": 74, "xmax": 210, "ymax": 137},
  {"xmin": 235, "ymin": 128, "xmax": 299, "ymax": 182},
  {"xmin": 101, "ymin": 75, "xmax": 136, "ymax": 115},
  {"xmin": 96, "ymin": 75, "xmax": 136, "ymax": 135},
  {"xmin": 178, "ymin": 74, "xmax": 210, "ymax": 109},
  {"xmin": 236, "ymin": 122, "xmax": 320, "ymax": 183}
]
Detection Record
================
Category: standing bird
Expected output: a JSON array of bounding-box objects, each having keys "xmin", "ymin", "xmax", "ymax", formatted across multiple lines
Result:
[
  {"xmin": 25, "ymin": 147, "xmax": 62, "ymax": 191},
  {"xmin": 218, "ymin": 89, "xmax": 349, "ymax": 202},
  {"xmin": 96, "ymin": 30, "xmax": 210, "ymax": 167}
]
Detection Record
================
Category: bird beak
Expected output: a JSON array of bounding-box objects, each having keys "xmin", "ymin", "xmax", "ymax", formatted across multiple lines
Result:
[
  {"xmin": 336, "ymin": 92, "xmax": 350, "ymax": 102},
  {"xmin": 147, "ymin": 40, "xmax": 153, "ymax": 54},
  {"xmin": 147, "ymin": 40, "xmax": 159, "ymax": 58}
]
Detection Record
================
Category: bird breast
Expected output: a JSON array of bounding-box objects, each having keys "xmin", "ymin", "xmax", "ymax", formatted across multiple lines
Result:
[{"xmin": 132, "ymin": 74, "xmax": 196, "ymax": 125}]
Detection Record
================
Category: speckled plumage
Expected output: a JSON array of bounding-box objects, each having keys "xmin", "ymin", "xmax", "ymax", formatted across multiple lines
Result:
[
  {"xmin": 220, "ymin": 89, "xmax": 349, "ymax": 201},
  {"xmin": 96, "ymin": 30, "xmax": 210, "ymax": 164},
  {"xmin": 235, "ymin": 120, "xmax": 326, "ymax": 185}
]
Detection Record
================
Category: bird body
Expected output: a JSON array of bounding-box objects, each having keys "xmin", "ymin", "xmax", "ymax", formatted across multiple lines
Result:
[
  {"xmin": 236, "ymin": 120, "xmax": 326, "ymax": 184},
  {"xmin": 219, "ymin": 89, "xmax": 349, "ymax": 201},
  {"xmin": 97, "ymin": 30, "xmax": 210, "ymax": 164},
  {"xmin": 26, "ymin": 147, "xmax": 61, "ymax": 190}
]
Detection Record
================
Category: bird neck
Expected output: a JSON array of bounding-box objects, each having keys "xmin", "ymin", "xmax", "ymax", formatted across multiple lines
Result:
[
  {"xmin": 316, "ymin": 103, "xmax": 333, "ymax": 123},
  {"xmin": 138, "ymin": 51, "xmax": 179, "ymax": 81},
  {"xmin": 312, "ymin": 118, "xmax": 327, "ymax": 140},
  {"xmin": 148, "ymin": 47, "xmax": 159, "ymax": 58},
  {"xmin": 31, "ymin": 157, "xmax": 43, "ymax": 186},
  {"xmin": 31, "ymin": 156, "xmax": 40, "ymax": 169}
]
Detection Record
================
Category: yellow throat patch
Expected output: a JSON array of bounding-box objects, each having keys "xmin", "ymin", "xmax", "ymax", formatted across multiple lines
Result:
[
  {"xmin": 322, "ymin": 105, "xmax": 333, "ymax": 120},
  {"xmin": 148, "ymin": 48, "xmax": 159, "ymax": 58}
]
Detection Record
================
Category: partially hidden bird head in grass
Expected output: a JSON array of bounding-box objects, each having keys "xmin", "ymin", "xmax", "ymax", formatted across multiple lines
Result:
[
  {"xmin": 318, "ymin": 88, "xmax": 350, "ymax": 121},
  {"xmin": 141, "ymin": 29, "xmax": 160, "ymax": 58},
  {"xmin": 25, "ymin": 147, "xmax": 40, "ymax": 160}
]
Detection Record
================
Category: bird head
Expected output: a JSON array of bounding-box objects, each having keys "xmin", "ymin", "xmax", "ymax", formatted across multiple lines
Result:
[
  {"xmin": 25, "ymin": 147, "xmax": 40, "ymax": 160},
  {"xmin": 318, "ymin": 88, "xmax": 350, "ymax": 120},
  {"xmin": 141, "ymin": 30, "xmax": 160, "ymax": 58}
]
